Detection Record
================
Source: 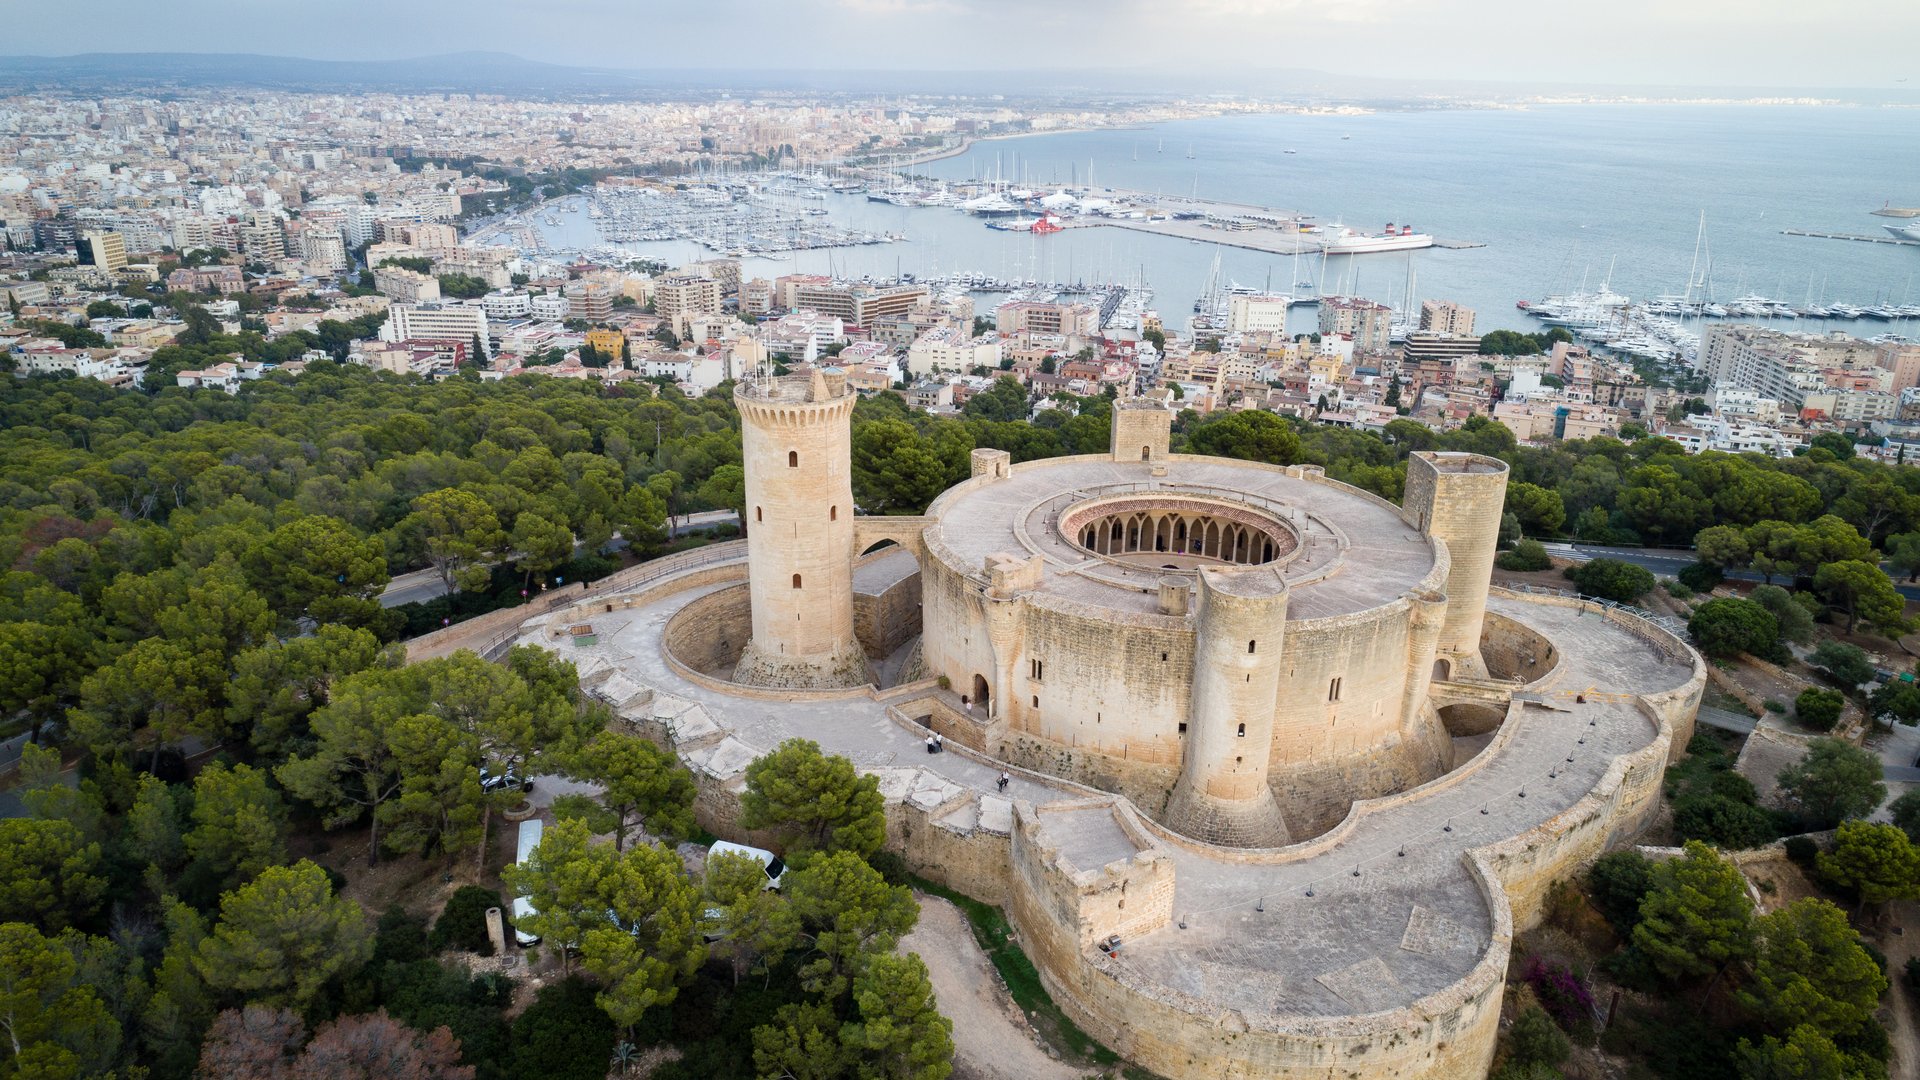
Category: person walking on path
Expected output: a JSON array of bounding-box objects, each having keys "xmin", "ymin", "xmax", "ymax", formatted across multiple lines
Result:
[{"xmin": 997, "ymin": 771, "xmax": 1010, "ymax": 793}]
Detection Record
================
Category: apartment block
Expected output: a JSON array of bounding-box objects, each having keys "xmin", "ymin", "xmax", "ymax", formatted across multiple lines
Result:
[{"xmin": 1418, "ymin": 300, "xmax": 1476, "ymax": 337}]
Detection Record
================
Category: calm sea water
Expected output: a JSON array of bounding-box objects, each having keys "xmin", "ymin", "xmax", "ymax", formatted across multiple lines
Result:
[{"xmin": 539, "ymin": 105, "xmax": 1920, "ymax": 335}]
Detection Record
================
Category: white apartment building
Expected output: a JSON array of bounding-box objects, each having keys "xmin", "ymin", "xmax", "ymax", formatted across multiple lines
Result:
[
  {"xmin": 380, "ymin": 303, "xmax": 488, "ymax": 346},
  {"xmin": 530, "ymin": 294, "xmax": 571, "ymax": 321},
  {"xmin": 176, "ymin": 361, "xmax": 265, "ymax": 393},
  {"xmin": 760, "ymin": 310, "xmax": 845, "ymax": 363},
  {"xmin": 907, "ymin": 327, "xmax": 1002, "ymax": 376},
  {"xmin": 373, "ymin": 267, "xmax": 441, "ymax": 303},
  {"xmin": 481, "ymin": 290, "xmax": 533, "ymax": 320},
  {"xmin": 302, "ymin": 230, "xmax": 349, "ymax": 273},
  {"xmin": 1227, "ymin": 294, "xmax": 1290, "ymax": 334}
]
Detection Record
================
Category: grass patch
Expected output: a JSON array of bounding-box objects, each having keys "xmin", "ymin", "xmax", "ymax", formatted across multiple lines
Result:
[
  {"xmin": 1699, "ymin": 685, "xmax": 1757, "ymax": 719},
  {"xmin": 908, "ymin": 874, "xmax": 1148, "ymax": 1073}
]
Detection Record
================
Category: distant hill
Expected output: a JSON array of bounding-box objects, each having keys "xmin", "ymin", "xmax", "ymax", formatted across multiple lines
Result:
[
  {"xmin": 0, "ymin": 51, "xmax": 1908, "ymax": 105},
  {"xmin": 0, "ymin": 51, "xmax": 643, "ymax": 94}
]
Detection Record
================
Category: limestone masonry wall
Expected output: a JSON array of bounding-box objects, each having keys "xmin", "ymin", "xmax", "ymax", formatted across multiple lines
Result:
[{"xmin": 853, "ymin": 569, "xmax": 922, "ymax": 660}]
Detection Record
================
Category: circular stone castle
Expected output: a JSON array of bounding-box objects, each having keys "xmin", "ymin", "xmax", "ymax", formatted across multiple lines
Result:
[{"xmin": 507, "ymin": 369, "xmax": 1705, "ymax": 1080}]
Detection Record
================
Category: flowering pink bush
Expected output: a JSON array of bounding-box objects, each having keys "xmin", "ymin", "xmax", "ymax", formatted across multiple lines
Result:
[{"xmin": 1522, "ymin": 956, "xmax": 1595, "ymax": 1029}]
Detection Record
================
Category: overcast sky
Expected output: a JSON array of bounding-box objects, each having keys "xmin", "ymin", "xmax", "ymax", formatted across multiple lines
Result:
[{"xmin": 10, "ymin": 0, "xmax": 1920, "ymax": 89}]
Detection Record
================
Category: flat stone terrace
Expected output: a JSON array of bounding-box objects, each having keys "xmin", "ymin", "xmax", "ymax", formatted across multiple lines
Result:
[
  {"xmin": 518, "ymin": 572, "xmax": 1692, "ymax": 1020},
  {"xmin": 1113, "ymin": 594, "xmax": 1685, "ymax": 1016},
  {"xmin": 927, "ymin": 456, "xmax": 1438, "ymax": 619}
]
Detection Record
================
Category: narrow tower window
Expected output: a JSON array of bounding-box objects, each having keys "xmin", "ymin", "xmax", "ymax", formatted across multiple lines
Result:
[
  {"xmin": 1142, "ymin": 445, "xmax": 1152, "ymax": 461},
  {"xmin": 1248, "ymin": 640, "xmax": 1257, "ymax": 654},
  {"xmin": 791, "ymin": 574, "xmax": 802, "ymax": 589},
  {"xmin": 1236, "ymin": 723, "xmax": 1246, "ymax": 737},
  {"xmin": 755, "ymin": 506, "xmax": 762, "ymax": 522},
  {"xmin": 829, "ymin": 505, "xmax": 837, "ymax": 521},
  {"xmin": 788, "ymin": 450, "xmax": 799, "ymax": 468},
  {"xmin": 1329, "ymin": 677, "xmax": 1343, "ymax": 702}
]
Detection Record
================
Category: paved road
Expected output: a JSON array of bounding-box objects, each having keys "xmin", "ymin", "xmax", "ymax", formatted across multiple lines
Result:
[
  {"xmin": 378, "ymin": 512, "xmax": 742, "ymax": 609},
  {"xmin": 1542, "ymin": 542, "xmax": 1920, "ymax": 601},
  {"xmin": 380, "ymin": 568, "xmax": 450, "ymax": 608}
]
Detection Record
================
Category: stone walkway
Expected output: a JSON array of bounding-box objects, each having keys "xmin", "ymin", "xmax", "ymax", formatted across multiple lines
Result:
[{"xmin": 517, "ymin": 572, "xmax": 1695, "ymax": 1021}]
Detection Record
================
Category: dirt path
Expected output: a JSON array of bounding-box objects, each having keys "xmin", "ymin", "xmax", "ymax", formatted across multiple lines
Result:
[
  {"xmin": 1878, "ymin": 899, "xmax": 1917, "ymax": 1080},
  {"xmin": 901, "ymin": 894, "xmax": 1094, "ymax": 1080}
]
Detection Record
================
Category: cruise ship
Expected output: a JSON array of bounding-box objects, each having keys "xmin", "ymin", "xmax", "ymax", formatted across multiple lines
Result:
[
  {"xmin": 1882, "ymin": 221, "xmax": 1920, "ymax": 242},
  {"xmin": 1319, "ymin": 224, "xmax": 1434, "ymax": 255}
]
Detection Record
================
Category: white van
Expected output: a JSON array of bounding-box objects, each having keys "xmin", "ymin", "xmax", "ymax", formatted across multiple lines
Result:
[
  {"xmin": 511, "ymin": 819, "xmax": 544, "ymax": 946},
  {"xmin": 708, "ymin": 840, "xmax": 786, "ymax": 890}
]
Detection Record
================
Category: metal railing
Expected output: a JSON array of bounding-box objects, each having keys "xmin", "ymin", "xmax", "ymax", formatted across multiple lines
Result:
[
  {"xmin": 414, "ymin": 541, "xmax": 750, "ymax": 661},
  {"xmin": 1498, "ymin": 582, "xmax": 1691, "ymax": 638}
]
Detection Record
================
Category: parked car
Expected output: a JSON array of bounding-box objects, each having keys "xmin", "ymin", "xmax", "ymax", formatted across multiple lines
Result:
[
  {"xmin": 481, "ymin": 766, "xmax": 533, "ymax": 794},
  {"xmin": 707, "ymin": 840, "xmax": 785, "ymax": 890}
]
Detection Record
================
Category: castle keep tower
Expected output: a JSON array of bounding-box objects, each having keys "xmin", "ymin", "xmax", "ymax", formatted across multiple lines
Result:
[
  {"xmin": 1110, "ymin": 399, "xmax": 1173, "ymax": 463},
  {"xmin": 1402, "ymin": 452, "xmax": 1510, "ymax": 680},
  {"xmin": 732, "ymin": 370, "xmax": 870, "ymax": 688},
  {"xmin": 1163, "ymin": 567, "xmax": 1293, "ymax": 847}
]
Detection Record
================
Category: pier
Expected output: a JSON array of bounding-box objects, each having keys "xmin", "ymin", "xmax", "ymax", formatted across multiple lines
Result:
[
  {"xmin": 1054, "ymin": 216, "xmax": 1483, "ymax": 257},
  {"xmin": 1782, "ymin": 228, "xmax": 1920, "ymax": 248}
]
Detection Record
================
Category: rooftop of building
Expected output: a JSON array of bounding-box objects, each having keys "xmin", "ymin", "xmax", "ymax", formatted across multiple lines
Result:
[{"xmin": 924, "ymin": 454, "xmax": 1438, "ymax": 621}]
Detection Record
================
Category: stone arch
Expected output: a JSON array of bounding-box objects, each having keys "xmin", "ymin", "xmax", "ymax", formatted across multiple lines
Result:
[
  {"xmin": 972, "ymin": 673, "xmax": 991, "ymax": 713},
  {"xmin": 1432, "ymin": 658, "xmax": 1451, "ymax": 681}
]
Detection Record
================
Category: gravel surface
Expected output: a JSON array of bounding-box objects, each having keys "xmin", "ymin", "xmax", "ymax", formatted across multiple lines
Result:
[{"xmin": 901, "ymin": 895, "xmax": 1093, "ymax": 1080}]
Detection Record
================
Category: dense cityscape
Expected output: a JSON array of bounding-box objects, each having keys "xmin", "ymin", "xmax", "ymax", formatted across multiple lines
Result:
[{"xmin": 4, "ymin": 17, "xmax": 1920, "ymax": 1080}]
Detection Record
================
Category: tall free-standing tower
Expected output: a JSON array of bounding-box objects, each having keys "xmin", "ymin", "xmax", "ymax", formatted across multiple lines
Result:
[
  {"xmin": 732, "ymin": 369, "xmax": 871, "ymax": 688},
  {"xmin": 1402, "ymin": 451, "xmax": 1510, "ymax": 680}
]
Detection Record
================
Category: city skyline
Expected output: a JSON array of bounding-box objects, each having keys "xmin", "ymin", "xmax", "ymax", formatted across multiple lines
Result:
[{"xmin": 7, "ymin": 0, "xmax": 1920, "ymax": 91}]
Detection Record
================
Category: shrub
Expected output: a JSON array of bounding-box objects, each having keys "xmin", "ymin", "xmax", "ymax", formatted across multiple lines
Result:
[
  {"xmin": 1809, "ymin": 640, "xmax": 1875, "ymax": 690},
  {"xmin": 1587, "ymin": 851, "xmax": 1655, "ymax": 934},
  {"xmin": 1764, "ymin": 699, "xmax": 1786, "ymax": 714},
  {"xmin": 1566, "ymin": 557, "xmax": 1656, "ymax": 603},
  {"xmin": 1783, "ymin": 835, "xmax": 1819, "ymax": 866},
  {"xmin": 1506, "ymin": 1005, "xmax": 1571, "ymax": 1069},
  {"xmin": 1663, "ymin": 579, "xmax": 1694, "ymax": 600},
  {"xmin": 1497, "ymin": 539, "xmax": 1552, "ymax": 572},
  {"xmin": 1520, "ymin": 957, "xmax": 1595, "ymax": 1031},
  {"xmin": 378, "ymin": 958, "xmax": 514, "ymax": 1068},
  {"xmin": 1672, "ymin": 791, "xmax": 1779, "ymax": 849},
  {"xmin": 430, "ymin": 885, "xmax": 503, "ymax": 956},
  {"xmin": 1793, "ymin": 687, "xmax": 1844, "ymax": 733},
  {"xmin": 1687, "ymin": 596, "xmax": 1779, "ymax": 660},
  {"xmin": 372, "ymin": 904, "xmax": 430, "ymax": 967},
  {"xmin": 503, "ymin": 976, "xmax": 616, "ymax": 1080},
  {"xmin": 1906, "ymin": 955, "xmax": 1920, "ymax": 991},
  {"xmin": 1677, "ymin": 561, "xmax": 1723, "ymax": 593}
]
